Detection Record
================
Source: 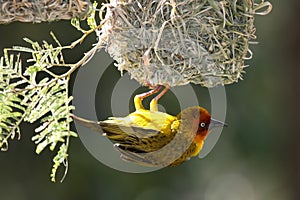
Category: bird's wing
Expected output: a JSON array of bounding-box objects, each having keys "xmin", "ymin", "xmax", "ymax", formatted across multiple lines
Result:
[
  {"xmin": 114, "ymin": 142, "xmax": 186, "ymax": 167},
  {"xmin": 99, "ymin": 121, "xmax": 160, "ymax": 140},
  {"xmin": 71, "ymin": 114, "xmax": 160, "ymax": 138},
  {"xmin": 115, "ymin": 145, "xmax": 162, "ymax": 167},
  {"xmin": 72, "ymin": 113, "xmax": 182, "ymax": 166}
]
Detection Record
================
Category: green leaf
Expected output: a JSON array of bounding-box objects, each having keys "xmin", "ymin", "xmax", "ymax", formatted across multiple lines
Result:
[
  {"xmin": 87, "ymin": 2, "xmax": 98, "ymax": 29},
  {"xmin": 50, "ymin": 143, "xmax": 68, "ymax": 182}
]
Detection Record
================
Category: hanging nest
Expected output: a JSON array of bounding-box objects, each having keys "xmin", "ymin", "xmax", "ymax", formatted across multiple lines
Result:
[
  {"xmin": 99, "ymin": 0, "xmax": 272, "ymax": 88},
  {"xmin": 0, "ymin": 0, "xmax": 91, "ymax": 24}
]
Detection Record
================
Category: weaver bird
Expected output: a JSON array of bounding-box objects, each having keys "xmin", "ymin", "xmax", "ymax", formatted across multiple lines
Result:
[{"xmin": 72, "ymin": 86, "xmax": 226, "ymax": 167}]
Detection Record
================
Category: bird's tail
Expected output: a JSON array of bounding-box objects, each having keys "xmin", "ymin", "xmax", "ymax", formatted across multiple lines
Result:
[
  {"xmin": 70, "ymin": 114, "xmax": 102, "ymax": 133},
  {"xmin": 71, "ymin": 114, "xmax": 133, "ymax": 140}
]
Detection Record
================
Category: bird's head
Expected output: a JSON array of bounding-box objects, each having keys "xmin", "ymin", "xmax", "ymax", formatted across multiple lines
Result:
[{"xmin": 178, "ymin": 106, "xmax": 227, "ymax": 138}]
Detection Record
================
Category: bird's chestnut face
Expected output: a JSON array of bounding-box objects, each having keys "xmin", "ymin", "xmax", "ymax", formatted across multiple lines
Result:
[
  {"xmin": 198, "ymin": 118, "xmax": 211, "ymax": 130},
  {"xmin": 178, "ymin": 106, "xmax": 214, "ymax": 137},
  {"xmin": 180, "ymin": 107, "xmax": 211, "ymax": 135},
  {"xmin": 197, "ymin": 107, "xmax": 211, "ymax": 135}
]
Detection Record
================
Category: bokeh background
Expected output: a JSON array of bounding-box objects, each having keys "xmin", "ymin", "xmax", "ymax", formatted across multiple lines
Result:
[{"xmin": 0, "ymin": 0, "xmax": 299, "ymax": 199}]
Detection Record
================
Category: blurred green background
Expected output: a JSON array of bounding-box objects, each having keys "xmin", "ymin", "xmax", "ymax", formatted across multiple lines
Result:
[{"xmin": 0, "ymin": 0, "xmax": 299, "ymax": 199}]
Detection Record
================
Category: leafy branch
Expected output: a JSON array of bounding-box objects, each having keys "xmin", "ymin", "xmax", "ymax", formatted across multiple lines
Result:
[{"xmin": 0, "ymin": 2, "xmax": 103, "ymax": 182}]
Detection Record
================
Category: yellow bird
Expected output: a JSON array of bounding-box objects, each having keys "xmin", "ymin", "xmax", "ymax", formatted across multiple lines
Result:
[{"xmin": 72, "ymin": 86, "xmax": 226, "ymax": 167}]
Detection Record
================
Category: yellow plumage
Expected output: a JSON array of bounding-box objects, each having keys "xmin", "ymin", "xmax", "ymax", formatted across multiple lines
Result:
[{"xmin": 72, "ymin": 87, "xmax": 225, "ymax": 167}]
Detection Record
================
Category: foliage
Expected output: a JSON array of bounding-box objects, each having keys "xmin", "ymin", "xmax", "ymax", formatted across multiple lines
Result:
[{"xmin": 0, "ymin": 1, "xmax": 101, "ymax": 182}]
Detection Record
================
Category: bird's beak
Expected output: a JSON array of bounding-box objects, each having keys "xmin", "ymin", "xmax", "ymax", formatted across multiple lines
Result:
[{"xmin": 210, "ymin": 118, "xmax": 228, "ymax": 128}]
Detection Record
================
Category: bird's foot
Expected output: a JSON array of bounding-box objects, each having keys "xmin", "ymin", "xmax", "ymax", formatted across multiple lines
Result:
[
  {"xmin": 150, "ymin": 86, "xmax": 169, "ymax": 112},
  {"xmin": 134, "ymin": 85, "xmax": 162, "ymax": 110}
]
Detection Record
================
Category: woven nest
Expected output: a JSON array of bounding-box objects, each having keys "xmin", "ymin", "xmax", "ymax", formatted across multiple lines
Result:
[
  {"xmin": 0, "ymin": 0, "xmax": 91, "ymax": 24},
  {"xmin": 100, "ymin": 0, "xmax": 272, "ymax": 87}
]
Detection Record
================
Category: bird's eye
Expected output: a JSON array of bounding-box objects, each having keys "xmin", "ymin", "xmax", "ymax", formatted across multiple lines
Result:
[{"xmin": 200, "ymin": 122, "xmax": 206, "ymax": 128}]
